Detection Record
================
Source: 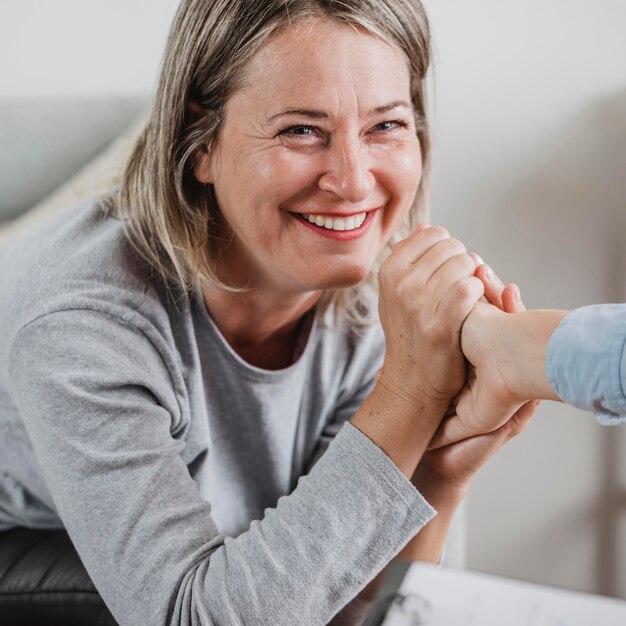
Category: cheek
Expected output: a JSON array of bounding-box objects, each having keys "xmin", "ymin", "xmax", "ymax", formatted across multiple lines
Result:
[
  {"xmin": 388, "ymin": 142, "xmax": 423, "ymax": 193},
  {"xmin": 372, "ymin": 135, "xmax": 422, "ymax": 185},
  {"xmin": 255, "ymin": 152, "xmax": 321, "ymax": 206},
  {"xmin": 376, "ymin": 144, "xmax": 423, "ymax": 232}
]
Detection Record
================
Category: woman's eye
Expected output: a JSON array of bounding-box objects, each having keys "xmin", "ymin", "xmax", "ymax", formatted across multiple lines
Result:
[
  {"xmin": 280, "ymin": 125, "xmax": 319, "ymax": 137},
  {"xmin": 372, "ymin": 120, "xmax": 408, "ymax": 132}
]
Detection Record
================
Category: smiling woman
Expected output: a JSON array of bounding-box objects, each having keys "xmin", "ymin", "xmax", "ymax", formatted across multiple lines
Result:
[
  {"xmin": 191, "ymin": 19, "xmax": 423, "ymax": 320},
  {"xmin": 0, "ymin": 1, "xmax": 534, "ymax": 625},
  {"xmin": 114, "ymin": 0, "xmax": 432, "ymax": 332}
]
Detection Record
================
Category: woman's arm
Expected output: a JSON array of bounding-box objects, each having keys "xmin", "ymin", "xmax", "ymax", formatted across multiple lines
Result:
[
  {"xmin": 8, "ymin": 309, "xmax": 436, "ymax": 626},
  {"xmin": 322, "ymin": 224, "xmax": 489, "ymax": 625},
  {"xmin": 331, "ymin": 392, "xmax": 537, "ymax": 625},
  {"xmin": 331, "ymin": 250, "xmax": 539, "ymax": 625},
  {"xmin": 7, "ymin": 224, "xmax": 484, "ymax": 625}
]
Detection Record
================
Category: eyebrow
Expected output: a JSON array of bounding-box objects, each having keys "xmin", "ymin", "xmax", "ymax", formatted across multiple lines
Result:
[{"xmin": 268, "ymin": 100, "xmax": 413, "ymax": 122}]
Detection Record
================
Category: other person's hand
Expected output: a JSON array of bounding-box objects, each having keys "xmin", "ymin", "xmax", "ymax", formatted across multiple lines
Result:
[{"xmin": 429, "ymin": 262, "xmax": 540, "ymax": 449}]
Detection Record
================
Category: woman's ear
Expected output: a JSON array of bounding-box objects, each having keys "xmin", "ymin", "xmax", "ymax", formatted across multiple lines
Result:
[
  {"xmin": 187, "ymin": 101, "xmax": 215, "ymax": 184},
  {"xmin": 193, "ymin": 148, "xmax": 214, "ymax": 185}
]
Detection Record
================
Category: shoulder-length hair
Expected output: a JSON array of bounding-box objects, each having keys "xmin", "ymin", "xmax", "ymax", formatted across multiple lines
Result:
[{"xmin": 107, "ymin": 0, "xmax": 431, "ymax": 328}]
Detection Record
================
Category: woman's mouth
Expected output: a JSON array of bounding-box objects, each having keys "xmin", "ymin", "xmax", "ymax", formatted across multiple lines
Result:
[
  {"xmin": 301, "ymin": 212, "xmax": 367, "ymax": 231},
  {"xmin": 293, "ymin": 209, "xmax": 378, "ymax": 240}
]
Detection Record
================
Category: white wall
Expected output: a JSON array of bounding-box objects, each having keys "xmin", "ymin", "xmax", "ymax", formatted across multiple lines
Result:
[
  {"xmin": 424, "ymin": 0, "xmax": 626, "ymax": 598},
  {"xmin": 1, "ymin": 0, "xmax": 625, "ymax": 599},
  {"xmin": 0, "ymin": 0, "xmax": 178, "ymax": 98}
]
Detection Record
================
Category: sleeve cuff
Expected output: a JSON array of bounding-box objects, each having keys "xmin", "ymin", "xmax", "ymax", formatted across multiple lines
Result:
[
  {"xmin": 341, "ymin": 422, "xmax": 437, "ymax": 526},
  {"xmin": 547, "ymin": 305, "xmax": 626, "ymax": 424}
]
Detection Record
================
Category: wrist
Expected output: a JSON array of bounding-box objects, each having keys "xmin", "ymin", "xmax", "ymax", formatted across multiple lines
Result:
[
  {"xmin": 463, "ymin": 304, "xmax": 538, "ymax": 404},
  {"xmin": 400, "ymin": 468, "xmax": 465, "ymax": 564},
  {"xmin": 501, "ymin": 311, "xmax": 566, "ymax": 401},
  {"xmin": 411, "ymin": 462, "xmax": 470, "ymax": 510},
  {"xmin": 376, "ymin": 364, "xmax": 458, "ymax": 408},
  {"xmin": 350, "ymin": 382, "xmax": 450, "ymax": 480}
]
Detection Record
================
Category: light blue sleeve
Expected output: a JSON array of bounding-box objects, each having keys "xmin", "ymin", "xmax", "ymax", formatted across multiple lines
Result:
[{"xmin": 546, "ymin": 304, "xmax": 626, "ymax": 424}]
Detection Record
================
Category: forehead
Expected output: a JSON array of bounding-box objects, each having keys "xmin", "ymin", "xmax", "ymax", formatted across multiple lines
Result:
[{"xmin": 232, "ymin": 18, "xmax": 412, "ymax": 115}]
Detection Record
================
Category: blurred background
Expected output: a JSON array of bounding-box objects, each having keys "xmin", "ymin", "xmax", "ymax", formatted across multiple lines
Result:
[{"xmin": 1, "ymin": 0, "xmax": 624, "ymax": 600}]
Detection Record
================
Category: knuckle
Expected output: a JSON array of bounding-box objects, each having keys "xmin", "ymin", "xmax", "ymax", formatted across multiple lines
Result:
[
  {"xmin": 449, "ymin": 238, "xmax": 468, "ymax": 255},
  {"xmin": 461, "ymin": 251, "xmax": 475, "ymax": 269},
  {"xmin": 435, "ymin": 238, "xmax": 466, "ymax": 259},
  {"xmin": 440, "ymin": 237, "xmax": 462, "ymax": 253},
  {"xmin": 378, "ymin": 259, "xmax": 391, "ymax": 281},
  {"xmin": 453, "ymin": 276, "xmax": 482, "ymax": 301},
  {"xmin": 429, "ymin": 225, "xmax": 450, "ymax": 240},
  {"xmin": 394, "ymin": 275, "xmax": 421, "ymax": 308},
  {"xmin": 379, "ymin": 257, "xmax": 398, "ymax": 284},
  {"xmin": 451, "ymin": 252, "xmax": 475, "ymax": 273}
]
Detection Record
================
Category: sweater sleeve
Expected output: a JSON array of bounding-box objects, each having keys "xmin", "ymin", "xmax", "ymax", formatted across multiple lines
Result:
[
  {"xmin": 8, "ymin": 309, "xmax": 435, "ymax": 626},
  {"xmin": 546, "ymin": 304, "xmax": 626, "ymax": 424}
]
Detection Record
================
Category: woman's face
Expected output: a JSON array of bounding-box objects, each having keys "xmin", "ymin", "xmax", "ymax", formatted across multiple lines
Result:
[{"xmin": 195, "ymin": 18, "xmax": 423, "ymax": 294}]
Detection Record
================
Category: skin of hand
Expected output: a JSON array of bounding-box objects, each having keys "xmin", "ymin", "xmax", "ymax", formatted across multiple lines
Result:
[
  {"xmin": 429, "ymin": 263, "xmax": 542, "ymax": 450},
  {"xmin": 395, "ymin": 263, "xmax": 539, "ymax": 564},
  {"xmin": 375, "ymin": 225, "xmax": 485, "ymax": 405},
  {"xmin": 351, "ymin": 224, "xmax": 485, "ymax": 479},
  {"xmin": 398, "ymin": 400, "xmax": 537, "ymax": 563}
]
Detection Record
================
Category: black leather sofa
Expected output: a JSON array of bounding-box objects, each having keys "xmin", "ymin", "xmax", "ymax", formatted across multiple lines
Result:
[{"xmin": 0, "ymin": 528, "xmax": 117, "ymax": 626}]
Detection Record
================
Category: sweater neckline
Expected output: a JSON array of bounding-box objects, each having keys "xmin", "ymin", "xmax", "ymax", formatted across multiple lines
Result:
[{"xmin": 191, "ymin": 283, "xmax": 319, "ymax": 380}]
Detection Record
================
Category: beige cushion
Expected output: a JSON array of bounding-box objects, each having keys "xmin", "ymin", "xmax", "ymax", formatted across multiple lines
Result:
[{"xmin": 0, "ymin": 119, "xmax": 144, "ymax": 246}]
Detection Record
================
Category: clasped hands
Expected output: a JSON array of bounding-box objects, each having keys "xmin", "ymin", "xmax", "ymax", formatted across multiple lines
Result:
[
  {"xmin": 429, "ymin": 259, "xmax": 540, "ymax": 451},
  {"xmin": 377, "ymin": 224, "xmax": 541, "ymax": 496},
  {"xmin": 422, "ymin": 244, "xmax": 540, "ymax": 494}
]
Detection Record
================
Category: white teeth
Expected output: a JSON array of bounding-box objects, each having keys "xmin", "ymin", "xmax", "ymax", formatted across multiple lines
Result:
[{"xmin": 303, "ymin": 212, "xmax": 367, "ymax": 232}]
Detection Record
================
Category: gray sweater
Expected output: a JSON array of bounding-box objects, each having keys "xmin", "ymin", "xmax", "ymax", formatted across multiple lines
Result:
[{"xmin": 0, "ymin": 200, "xmax": 435, "ymax": 625}]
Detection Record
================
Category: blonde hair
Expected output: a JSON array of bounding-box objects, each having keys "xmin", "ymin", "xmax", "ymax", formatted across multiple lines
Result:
[{"xmin": 108, "ymin": 0, "xmax": 431, "ymax": 327}]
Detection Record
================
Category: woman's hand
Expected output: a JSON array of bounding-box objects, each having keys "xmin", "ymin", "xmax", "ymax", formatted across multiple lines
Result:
[
  {"xmin": 352, "ymin": 225, "xmax": 485, "ymax": 481},
  {"xmin": 413, "ymin": 400, "xmax": 537, "ymax": 498},
  {"xmin": 429, "ymin": 263, "xmax": 540, "ymax": 449},
  {"xmin": 376, "ymin": 225, "xmax": 484, "ymax": 407},
  {"xmin": 399, "ymin": 265, "xmax": 538, "ymax": 565},
  {"xmin": 402, "ymin": 379, "xmax": 536, "ymax": 565}
]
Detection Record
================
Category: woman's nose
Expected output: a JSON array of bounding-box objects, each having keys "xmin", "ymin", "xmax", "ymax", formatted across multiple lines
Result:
[{"xmin": 317, "ymin": 135, "xmax": 375, "ymax": 204}]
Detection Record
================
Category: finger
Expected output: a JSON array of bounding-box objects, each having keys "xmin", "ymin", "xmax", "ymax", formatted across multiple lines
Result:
[
  {"xmin": 429, "ymin": 426, "xmax": 506, "ymax": 459},
  {"xmin": 505, "ymin": 399, "xmax": 540, "ymax": 437},
  {"xmin": 474, "ymin": 262, "xmax": 506, "ymax": 310},
  {"xmin": 502, "ymin": 283, "xmax": 526, "ymax": 313},
  {"xmin": 444, "ymin": 393, "xmax": 460, "ymax": 418},
  {"xmin": 429, "ymin": 407, "xmax": 497, "ymax": 450},
  {"xmin": 436, "ymin": 275, "xmax": 484, "ymax": 330},
  {"xmin": 431, "ymin": 399, "xmax": 540, "ymax": 462},
  {"xmin": 471, "ymin": 402, "xmax": 537, "ymax": 450},
  {"xmin": 398, "ymin": 223, "xmax": 431, "ymax": 242},
  {"xmin": 390, "ymin": 225, "xmax": 451, "ymax": 267},
  {"xmin": 424, "ymin": 243, "xmax": 474, "ymax": 290},
  {"xmin": 428, "ymin": 421, "xmax": 450, "ymax": 450}
]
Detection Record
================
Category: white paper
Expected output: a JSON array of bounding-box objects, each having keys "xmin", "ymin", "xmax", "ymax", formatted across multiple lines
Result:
[{"xmin": 381, "ymin": 563, "xmax": 626, "ymax": 626}]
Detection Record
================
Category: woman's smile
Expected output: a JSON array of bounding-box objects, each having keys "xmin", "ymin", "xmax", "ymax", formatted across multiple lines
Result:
[
  {"xmin": 290, "ymin": 207, "xmax": 379, "ymax": 241},
  {"xmin": 193, "ymin": 18, "xmax": 423, "ymax": 293}
]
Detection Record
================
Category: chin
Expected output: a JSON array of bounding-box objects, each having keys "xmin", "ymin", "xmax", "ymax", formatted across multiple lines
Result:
[{"xmin": 300, "ymin": 262, "xmax": 373, "ymax": 292}]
